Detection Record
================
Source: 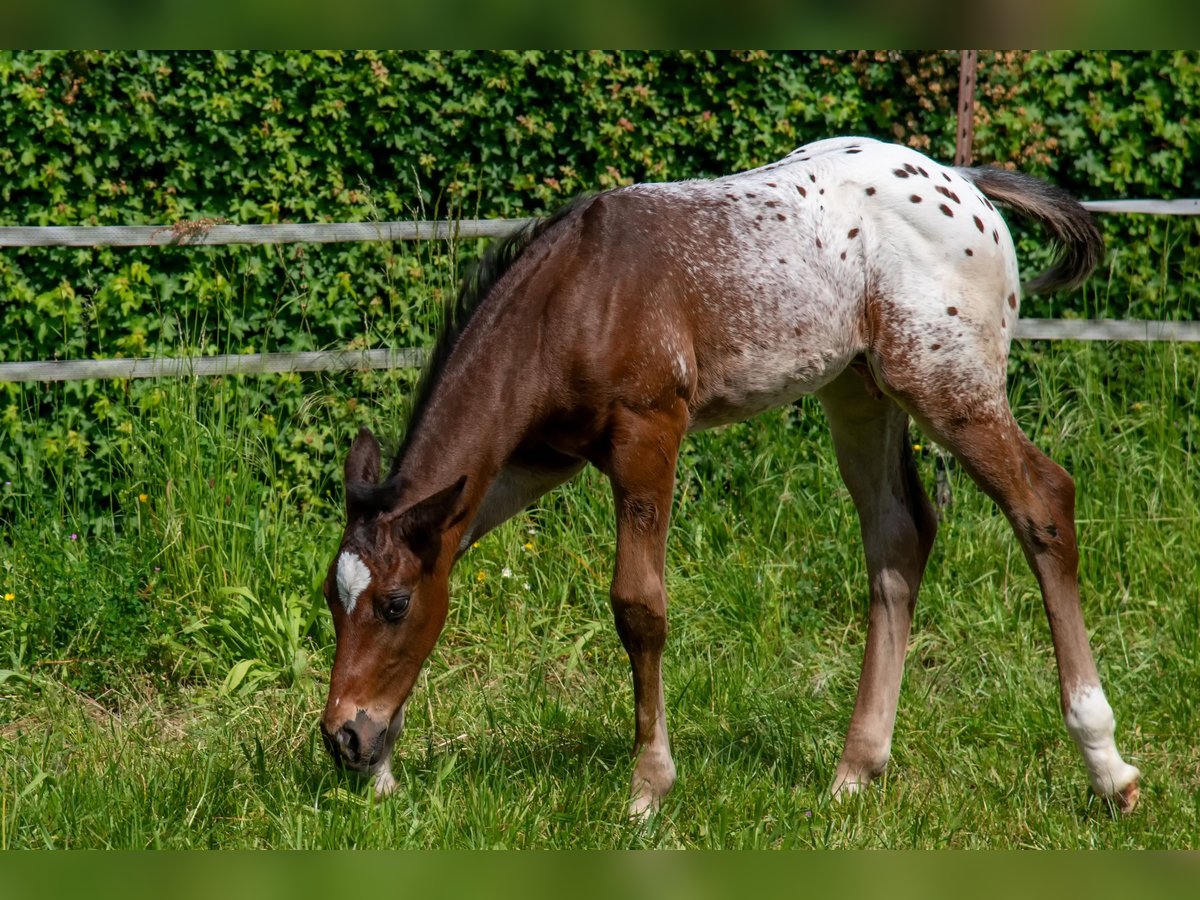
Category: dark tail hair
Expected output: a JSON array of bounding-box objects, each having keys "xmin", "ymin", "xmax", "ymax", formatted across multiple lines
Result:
[{"xmin": 958, "ymin": 166, "xmax": 1103, "ymax": 294}]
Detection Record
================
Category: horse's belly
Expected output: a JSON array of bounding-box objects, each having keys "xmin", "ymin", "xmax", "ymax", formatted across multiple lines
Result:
[{"xmin": 687, "ymin": 337, "xmax": 854, "ymax": 432}]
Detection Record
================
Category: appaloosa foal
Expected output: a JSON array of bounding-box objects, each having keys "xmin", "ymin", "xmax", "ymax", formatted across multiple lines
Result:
[{"xmin": 320, "ymin": 137, "xmax": 1140, "ymax": 817}]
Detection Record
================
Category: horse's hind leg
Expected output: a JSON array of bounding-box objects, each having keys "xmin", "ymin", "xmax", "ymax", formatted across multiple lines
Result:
[
  {"xmin": 599, "ymin": 401, "xmax": 688, "ymax": 818},
  {"xmin": 817, "ymin": 370, "xmax": 938, "ymax": 798},
  {"xmin": 881, "ymin": 342, "xmax": 1141, "ymax": 812}
]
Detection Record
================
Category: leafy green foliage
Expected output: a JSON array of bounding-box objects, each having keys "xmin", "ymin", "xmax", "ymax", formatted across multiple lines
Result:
[{"xmin": 2, "ymin": 50, "xmax": 1197, "ymax": 514}]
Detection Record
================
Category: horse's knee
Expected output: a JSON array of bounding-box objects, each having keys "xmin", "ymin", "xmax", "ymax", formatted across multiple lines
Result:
[{"xmin": 610, "ymin": 582, "xmax": 667, "ymax": 654}]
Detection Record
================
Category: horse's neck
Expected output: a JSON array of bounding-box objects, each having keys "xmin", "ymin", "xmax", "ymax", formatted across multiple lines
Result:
[{"xmin": 394, "ymin": 329, "xmax": 538, "ymax": 541}]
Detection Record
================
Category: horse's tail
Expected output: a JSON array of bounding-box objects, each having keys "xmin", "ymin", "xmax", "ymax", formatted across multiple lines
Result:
[{"xmin": 957, "ymin": 166, "xmax": 1104, "ymax": 294}]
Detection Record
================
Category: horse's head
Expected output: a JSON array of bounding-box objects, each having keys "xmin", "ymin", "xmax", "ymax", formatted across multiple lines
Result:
[{"xmin": 319, "ymin": 427, "xmax": 466, "ymax": 794}]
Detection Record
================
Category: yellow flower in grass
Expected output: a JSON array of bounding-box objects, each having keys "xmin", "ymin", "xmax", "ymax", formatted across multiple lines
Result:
[
  {"xmin": 138, "ymin": 493, "xmax": 148, "ymax": 503},
  {"xmin": 3, "ymin": 593, "xmax": 13, "ymax": 603},
  {"xmin": 476, "ymin": 571, "xmax": 487, "ymax": 583}
]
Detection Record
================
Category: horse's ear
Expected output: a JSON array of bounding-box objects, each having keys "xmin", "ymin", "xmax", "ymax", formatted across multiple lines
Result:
[
  {"xmin": 394, "ymin": 475, "xmax": 468, "ymax": 542},
  {"xmin": 344, "ymin": 427, "xmax": 381, "ymax": 488}
]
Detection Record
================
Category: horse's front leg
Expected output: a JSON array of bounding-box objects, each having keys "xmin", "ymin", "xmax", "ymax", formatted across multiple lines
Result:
[{"xmin": 602, "ymin": 401, "xmax": 687, "ymax": 818}]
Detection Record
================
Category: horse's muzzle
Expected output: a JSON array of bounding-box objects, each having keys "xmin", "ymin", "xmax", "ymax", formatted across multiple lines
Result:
[{"xmin": 321, "ymin": 710, "xmax": 387, "ymax": 770}]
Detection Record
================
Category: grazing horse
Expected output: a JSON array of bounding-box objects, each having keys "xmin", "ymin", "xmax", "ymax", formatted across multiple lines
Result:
[{"xmin": 320, "ymin": 136, "xmax": 1140, "ymax": 816}]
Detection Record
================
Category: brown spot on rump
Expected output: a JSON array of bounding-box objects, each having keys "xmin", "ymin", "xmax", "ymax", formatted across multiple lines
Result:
[
  {"xmin": 798, "ymin": 185, "xmax": 807, "ymax": 197},
  {"xmin": 917, "ymin": 166, "xmax": 929, "ymax": 177},
  {"xmin": 840, "ymin": 251, "xmax": 847, "ymax": 260},
  {"xmin": 1008, "ymin": 293, "xmax": 1017, "ymax": 309},
  {"xmin": 904, "ymin": 163, "xmax": 919, "ymax": 174},
  {"xmin": 910, "ymin": 195, "xmax": 923, "ymax": 203},
  {"xmin": 778, "ymin": 257, "xmax": 787, "ymax": 264},
  {"xmin": 848, "ymin": 227, "xmax": 860, "ymax": 238},
  {"xmin": 809, "ymin": 173, "xmax": 817, "ymax": 183},
  {"xmin": 993, "ymin": 229, "xmax": 999, "ymax": 243},
  {"xmin": 1001, "ymin": 318, "xmax": 1007, "ymax": 329},
  {"xmin": 965, "ymin": 248, "xmax": 974, "ymax": 256},
  {"xmin": 815, "ymin": 238, "xmax": 823, "ymax": 249},
  {"xmin": 939, "ymin": 204, "xmax": 954, "ymax": 217},
  {"xmin": 865, "ymin": 186, "xmax": 876, "ymax": 196},
  {"xmin": 765, "ymin": 200, "xmax": 780, "ymax": 207},
  {"xmin": 894, "ymin": 169, "xmax": 910, "ymax": 178},
  {"xmin": 935, "ymin": 185, "xmax": 961, "ymax": 203},
  {"xmin": 931, "ymin": 343, "xmax": 942, "ymax": 351},
  {"xmin": 983, "ymin": 197, "xmax": 994, "ymax": 210},
  {"xmin": 973, "ymin": 215, "xmax": 985, "ymax": 232},
  {"xmin": 776, "ymin": 213, "xmax": 786, "ymax": 220},
  {"xmin": 846, "ymin": 147, "xmax": 862, "ymax": 154},
  {"xmin": 942, "ymin": 172, "xmax": 952, "ymax": 182},
  {"xmin": 726, "ymin": 193, "xmax": 739, "ymax": 201},
  {"xmin": 947, "ymin": 306, "xmax": 958, "ymax": 316},
  {"xmin": 766, "ymin": 182, "xmax": 777, "ymax": 187},
  {"xmin": 745, "ymin": 192, "xmax": 756, "ymax": 198},
  {"xmin": 819, "ymin": 188, "xmax": 825, "ymax": 195}
]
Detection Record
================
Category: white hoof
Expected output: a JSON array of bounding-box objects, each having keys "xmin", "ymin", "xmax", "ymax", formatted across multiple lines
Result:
[
  {"xmin": 830, "ymin": 771, "xmax": 870, "ymax": 802},
  {"xmin": 628, "ymin": 791, "xmax": 660, "ymax": 821},
  {"xmin": 1095, "ymin": 764, "xmax": 1140, "ymax": 815},
  {"xmin": 373, "ymin": 767, "xmax": 398, "ymax": 798}
]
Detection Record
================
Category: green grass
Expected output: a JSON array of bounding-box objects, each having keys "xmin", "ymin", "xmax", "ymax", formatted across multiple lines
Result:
[{"xmin": 1, "ymin": 339, "xmax": 1198, "ymax": 848}]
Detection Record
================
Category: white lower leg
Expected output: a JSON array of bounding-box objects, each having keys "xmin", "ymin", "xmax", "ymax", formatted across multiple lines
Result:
[
  {"xmin": 370, "ymin": 701, "xmax": 407, "ymax": 799},
  {"xmin": 1063, "ymin": 684, "xmax": 1139, "ymax": 797},
  {"xmin": 629, "ymin": 689, "xmax": 676, "ymax": 818},
  {"xmin": 629, "ymin": 742, "xmax": 676, "ymax": 818}
]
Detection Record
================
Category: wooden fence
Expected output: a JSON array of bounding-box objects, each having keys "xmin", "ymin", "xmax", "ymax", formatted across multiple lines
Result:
[{"xmin": 1, "ymin": 202, "xmax": 1197, "ymax": 384}]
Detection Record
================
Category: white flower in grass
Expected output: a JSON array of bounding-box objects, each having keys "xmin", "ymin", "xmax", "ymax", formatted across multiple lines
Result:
[{"xmin": 501, "ymin": 567, "xmax": 513, "ymax": 578}]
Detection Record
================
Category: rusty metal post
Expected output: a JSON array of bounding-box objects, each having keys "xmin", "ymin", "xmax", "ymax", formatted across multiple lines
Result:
[{"xmin": 955, "ymin": 50, "xmax": 978, "ymax": 166}]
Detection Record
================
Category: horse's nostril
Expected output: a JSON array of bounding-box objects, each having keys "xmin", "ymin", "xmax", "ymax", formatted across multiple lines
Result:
[{"xmin": 337, "ymin": 725, "xmax": 359, "ymax": 757}]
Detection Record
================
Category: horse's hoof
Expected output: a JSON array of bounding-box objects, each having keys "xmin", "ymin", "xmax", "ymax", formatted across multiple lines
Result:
[
  {"xmin": 373, "ymin": 768, "xmax": 398, "ymax": 798},
  {"xmin": 628, "ymin": 793, "xmax": 660, "ymax": 821},
  {"xmin": 830, "ymin": 772, "xmax": 868, "ymax": 802},
  {"xmin": 1113, "ymin": 776, "xmax": 1139, "ymax": 815}
]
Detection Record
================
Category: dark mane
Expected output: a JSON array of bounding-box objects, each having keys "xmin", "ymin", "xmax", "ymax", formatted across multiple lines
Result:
[{"xmin": 390, "ymin": 194, "xmax": 594, "ymax": 471}]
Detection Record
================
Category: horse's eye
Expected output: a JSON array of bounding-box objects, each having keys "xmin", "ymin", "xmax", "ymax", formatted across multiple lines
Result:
[{"xmin": 381, "ymin": 591, "xmax": 411, "ymax": 623}]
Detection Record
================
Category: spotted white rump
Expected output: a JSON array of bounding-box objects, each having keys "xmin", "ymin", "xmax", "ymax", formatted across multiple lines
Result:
[{"xmin": 336, "ymin": 551, "xmax": 371, "ymax": 614}]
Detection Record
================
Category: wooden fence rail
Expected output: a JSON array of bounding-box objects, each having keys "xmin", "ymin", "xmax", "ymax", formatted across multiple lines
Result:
[
  {"xmin": 0, "ymin": 219, "xmax": 532, "ymax": 248},
  {"xmin": 0, "ymin": 202, "xmax": 1195, "ymax": 248},
  {"xmin": 1, "ymin": 203, "xmax": 1197, "ymax": 383},
  {"xmin": 2, "ymin": 320, "xmax": 1198, "ymax": 384}
]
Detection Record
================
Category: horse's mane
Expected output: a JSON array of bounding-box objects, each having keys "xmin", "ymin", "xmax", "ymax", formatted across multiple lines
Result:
[{"xmin": 391, "ymin": 194, "xmax": 594, "ymax": 471}]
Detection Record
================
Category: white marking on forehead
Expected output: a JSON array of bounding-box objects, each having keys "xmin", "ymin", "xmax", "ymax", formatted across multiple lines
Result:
[{"xmin": 336, "ymin": 551, "xmax": 371, "ymax": 615}]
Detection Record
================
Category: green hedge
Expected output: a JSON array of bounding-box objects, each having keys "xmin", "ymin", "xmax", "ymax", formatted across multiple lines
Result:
[{"xmin": 1, "ymin": 50, "xmax": 1198, "ymax": 515}]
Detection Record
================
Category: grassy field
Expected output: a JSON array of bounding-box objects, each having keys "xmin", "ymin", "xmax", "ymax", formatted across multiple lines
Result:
[{"xmin": 1, "ymin": 335, "xmax": 1198, "ymax": 849}]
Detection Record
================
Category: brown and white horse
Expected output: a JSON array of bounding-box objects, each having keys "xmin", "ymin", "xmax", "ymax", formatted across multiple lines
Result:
[{"xmin": 319, "ymin": 136, "xmax": 1140, "ymax": 816}]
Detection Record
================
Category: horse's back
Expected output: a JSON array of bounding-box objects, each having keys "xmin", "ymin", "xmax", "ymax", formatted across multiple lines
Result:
[{"xmin": 579, "ymin": 139, "xmax": 1018, "ymax": 429}]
